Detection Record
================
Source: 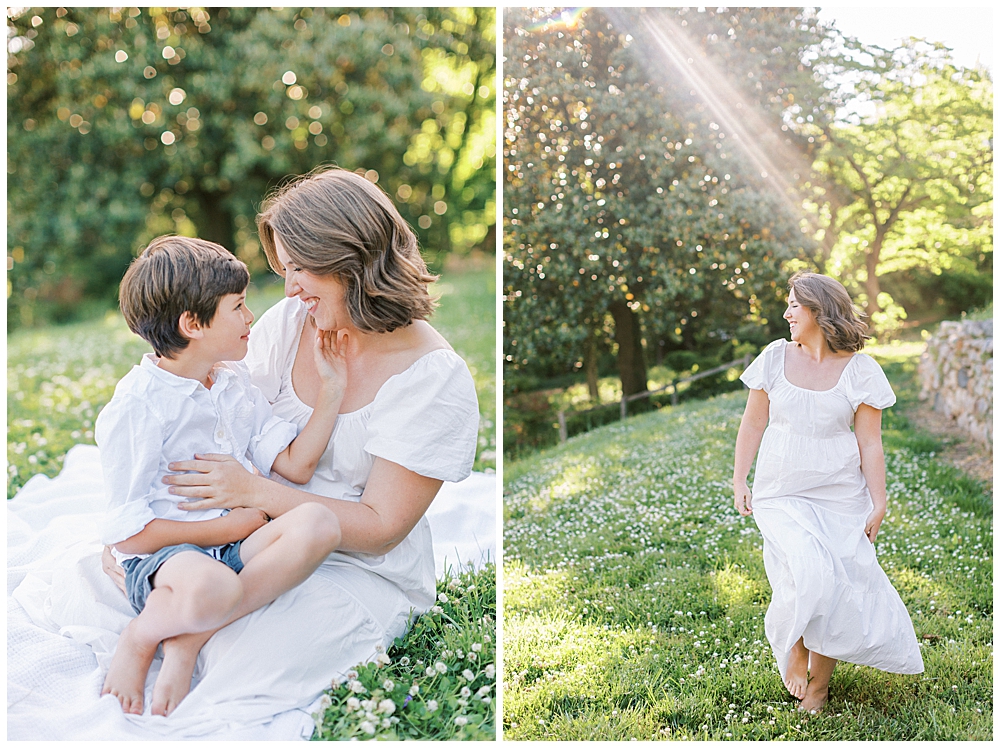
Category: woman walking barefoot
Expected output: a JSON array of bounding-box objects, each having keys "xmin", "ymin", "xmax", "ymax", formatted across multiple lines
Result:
[{"xmin": 733, "ymin": 272, "xmax": 923, "ymax": 714}]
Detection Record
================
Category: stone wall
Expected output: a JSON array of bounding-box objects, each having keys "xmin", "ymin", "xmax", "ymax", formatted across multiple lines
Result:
[{"xmin": 918, "ymin": 319, "xmax": 993, "ymax": 444}]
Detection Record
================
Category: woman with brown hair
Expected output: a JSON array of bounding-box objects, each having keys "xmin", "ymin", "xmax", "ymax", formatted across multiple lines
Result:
[
  {"xmin": 733, "ymin": 271, "xmax": 923, "ymax": 714},
  {"xmin": 100, "ymin": 166, "xmax": 481, "ymax": 729}
]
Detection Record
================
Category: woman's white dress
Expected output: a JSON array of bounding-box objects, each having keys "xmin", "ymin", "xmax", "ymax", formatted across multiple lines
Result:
[
  {"xmin": 6, "ymin": 296, "xmax": 482, "ymax": 739},
  {"xmin": 740, "ymin": 339, "xmax": 923, "ymax": 677}
]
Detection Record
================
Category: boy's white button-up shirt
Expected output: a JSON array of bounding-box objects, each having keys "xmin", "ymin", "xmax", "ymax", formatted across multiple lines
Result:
[{"xmin": 96, "ymin": 354, "xmax": 298, "ymax": 558}]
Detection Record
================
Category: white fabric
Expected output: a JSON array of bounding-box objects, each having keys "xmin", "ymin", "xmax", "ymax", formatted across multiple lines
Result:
[
  {"xmin": 7, "ymin": 445, "xmax": 496, "ymax": 740},
  {"xmin": 9, "ymin": 295, "xmax": 488, "ymax": 740},
  {"xmin": 95, "ymin": 355, "xmax": 297, "ymax": 558},
  {"xmin": 245, "ymin": 296, "xmax": 481, "ymax": 611},
  {"xmin": 741, "ymin": 339, "xmax": 923, "ymax": 676}
]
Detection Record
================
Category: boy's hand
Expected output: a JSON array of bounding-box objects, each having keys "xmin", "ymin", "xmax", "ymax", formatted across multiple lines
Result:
[
  {"xmin": 313, "ymin": 328, "xmax": 348, "ymax": 395},
  {"xmin": 224, "ymin": 507, "xmax": 270, "ymax": 541}
]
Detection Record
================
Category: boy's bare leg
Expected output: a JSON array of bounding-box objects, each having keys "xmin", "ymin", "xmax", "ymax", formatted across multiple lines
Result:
[
  {"xmin": 152, "ymin": 503, "xmax": 342, "ymax": 715},
  {"xmin": 102, "ymin": 552, "xmax": 242, "ymax": 715}
]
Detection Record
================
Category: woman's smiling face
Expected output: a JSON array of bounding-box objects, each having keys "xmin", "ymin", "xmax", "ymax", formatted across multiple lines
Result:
[
  {"xmin": 783, "ymin": 288, "xmax": 818, "ymax": 342},
  {"xmin": 274, "ymin": 235, "xmax": 351, "ymax": 331}
]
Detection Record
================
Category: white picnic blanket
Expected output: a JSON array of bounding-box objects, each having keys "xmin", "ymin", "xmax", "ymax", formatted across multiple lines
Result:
[{"xmin": 6, "ymin": 444, "xmax": 496, "ymax": 740}]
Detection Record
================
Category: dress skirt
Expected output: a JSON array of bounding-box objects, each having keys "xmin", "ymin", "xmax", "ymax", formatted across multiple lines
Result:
[{"xmin": 753, "ymin": 496, "xmax": 924, "ymax": 677}]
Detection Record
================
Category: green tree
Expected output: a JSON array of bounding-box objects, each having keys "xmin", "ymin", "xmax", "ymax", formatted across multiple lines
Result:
[
  {"xmin": 809, "ymin": 39, "xmax": 993, "ymax": 330},
  {"xmin": 7, "ymin": 7, "xmax": 495, "ymax": 328},
  {"xmin": 503, "ymin": 8, "xmax": 813, "ymax": 397}
]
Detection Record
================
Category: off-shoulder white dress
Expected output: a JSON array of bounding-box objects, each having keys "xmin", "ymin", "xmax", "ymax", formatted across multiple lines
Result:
[
  {"xmin": 158, "ymin": 296, "xmax": 481, "ymax": 728},
  {"xmin": 740, "ymin": 339, "xmax": 923, "ymax": 677}
]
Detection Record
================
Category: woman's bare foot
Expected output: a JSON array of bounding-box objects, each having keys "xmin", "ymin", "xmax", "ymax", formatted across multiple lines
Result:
[
  {"xmin": 783, "ymin": 638, "xmax": 809, "ymax": 700},
  {"xmin": 798, "ymin": 681, "xmax": 829, "ymax": 714},
  {"xmin": 150, "ymin": 635, "xmax": 204, "ymax": 716},
  {"xmin": 101, "ymin": 620, "xmax": 158, "ymax": 714}
]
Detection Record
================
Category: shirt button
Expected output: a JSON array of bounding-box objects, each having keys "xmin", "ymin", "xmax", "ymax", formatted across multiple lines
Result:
[{"xmin": 217, "ymin": 430, "xmax": 225, "ymax": 438}]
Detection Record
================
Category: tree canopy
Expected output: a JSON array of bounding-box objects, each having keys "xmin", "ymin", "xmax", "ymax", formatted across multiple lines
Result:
[
  {"xmin": 503, "ymin": 8, "xmax": 816, "ymax": 395},
  {"xmin": 504, "ymin": 7, "xmax": 993, "ymax": 399},
  {"xmin": 7, "ymin": 6, "xmax": 496, "ymax": 328}
]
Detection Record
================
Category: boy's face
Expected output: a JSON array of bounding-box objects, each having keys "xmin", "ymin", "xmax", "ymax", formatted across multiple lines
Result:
[{"xmin": 201, "ymin": 291, "xmax": 254, "ymax": 361}]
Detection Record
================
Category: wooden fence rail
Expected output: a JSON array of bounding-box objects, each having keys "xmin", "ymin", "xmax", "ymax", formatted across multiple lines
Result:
[{"xmin": 556, "ymin": 352, "xmax": 752, "ymax": 443}]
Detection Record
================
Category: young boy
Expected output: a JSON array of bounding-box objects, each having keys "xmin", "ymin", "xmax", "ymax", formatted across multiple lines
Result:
[{"xmin": 96, "ymin": 236, "xmax": 344, "ymax": 717}]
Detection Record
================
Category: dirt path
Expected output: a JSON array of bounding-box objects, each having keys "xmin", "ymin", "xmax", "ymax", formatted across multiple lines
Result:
[{"xmin": 903, "ymin": 398, "xmax": 993, "ymax": 489}]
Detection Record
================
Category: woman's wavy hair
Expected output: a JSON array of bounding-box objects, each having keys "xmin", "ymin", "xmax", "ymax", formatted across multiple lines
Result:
[
  {"xmin": 788, "ymin": 271, "xmax": 870, "ymax": 352},
  {"xmin": 257, "ymin": 166, "xmax": 437, "ymax": 333}
]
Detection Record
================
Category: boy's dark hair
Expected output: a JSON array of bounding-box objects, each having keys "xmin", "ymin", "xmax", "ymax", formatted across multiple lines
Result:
[{"xmin": 119, "ymin": 235, "xmax": 249, "ymax": 359}]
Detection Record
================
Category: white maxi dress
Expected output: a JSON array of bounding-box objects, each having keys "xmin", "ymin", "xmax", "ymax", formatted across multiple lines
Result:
[{"xmin": 740, "ymin": 339, "xmax": 923, "ymax": 678}]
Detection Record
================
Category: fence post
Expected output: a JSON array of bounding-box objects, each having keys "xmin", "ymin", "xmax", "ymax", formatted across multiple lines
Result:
[
  {"xmin": 557, "ymin": 410, "xmax": 568, "ymax": 443},
  {"xmin": 671, "ymin": 379, "xmax": 679, "ymax": 407},
  {"xmin": 620, "ymin": 396, "xmax": 627, "ymax": 420}
]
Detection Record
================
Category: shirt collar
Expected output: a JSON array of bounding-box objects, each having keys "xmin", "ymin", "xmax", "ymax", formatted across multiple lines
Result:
[{"xmin": 138, "ymin": 353, "xmax": 237, "ymax": 394}]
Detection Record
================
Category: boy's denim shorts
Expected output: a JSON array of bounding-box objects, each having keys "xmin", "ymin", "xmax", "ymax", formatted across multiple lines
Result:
[{"xmin": 120, "ymin": 542, "xmax": 244, "ymax": 614}]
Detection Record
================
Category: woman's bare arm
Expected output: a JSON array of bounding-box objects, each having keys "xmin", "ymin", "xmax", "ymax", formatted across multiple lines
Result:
[
  {"xmin": 163, "ymin": 454, "xmax": 442, "ymax": 555},
  {"xmin": 855, "ymin": 403, "xmax": 887, "ymax": 543},
  {"xmin": 733, "ymin": 388, "xmax": 770, "ymax": 516}
]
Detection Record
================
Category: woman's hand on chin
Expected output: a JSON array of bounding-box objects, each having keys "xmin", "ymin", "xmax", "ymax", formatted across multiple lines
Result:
[{"xmin": 163, "ymin": 453, "xmax": 259, "ymax": 511}]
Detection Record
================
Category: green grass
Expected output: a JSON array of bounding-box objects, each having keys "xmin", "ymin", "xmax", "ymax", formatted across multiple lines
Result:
[
  {"xmin": 503, "ymin": 348, "xmax": 992, "ymax": 740},
  {"xmin": 6, "ymin": 267, "xmax": 497, "ymax": 740}
]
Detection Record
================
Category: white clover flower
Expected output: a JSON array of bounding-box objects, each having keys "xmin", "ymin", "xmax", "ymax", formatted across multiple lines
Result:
[
  {"xmin": 448, "ymin": 578, "xmax": 460, "ymax": 589},
  {"xmin": 374, "ymin": 642, "xmax": 385, "ymax": 653},
  {"xmin": 317, "ymin": 694, "xmax": 332, "ymax": 711},
  {"xmin": 481, "ymin": 696, "xmax": 492, "ymax": 705},
  {"xmin": 456, "ymin": 649, "xmax": 464, "ymax": 659},
  {"xmin": 346, "ymin": 697, "xmax": 360, "ymax": 711},
  {"xmin": 484, "ymin": 664, "xmax": 495, "ymax": 679},
  {"xmin": 438, "ymin": 592, "xmax": 449, "ymax": 603},
  {"xmin": 381, "ymin": 717, "xmax": 391, "ymax": 728},
  {"xmin": 435, "ymin": 661, "xmax": 448, "ymax": 674},
  {"xmin": 375, "ymin": 652, "xmax": 391, "ymax": 667},
  {"xmin": 430, "ymin": 605, "xmax": 443, "ymax": 614},
  {"xmin": 483, "ymin": 634, "xmax": 491, "ymax": 643},
  {"xmin": 460, "ymin": 686, "xmax": 472, "ymax": 698},
  {"xmin": 427, "ymin": 700, "xmax": 439, "ymax": 713},
  {"xmin": 382, "ymin": 679, "xmax": 395, "ymax": 692},
  {"xmin": 454, "ymin": 716, "xmax": 468, "ymax": 726},
  {"xmin": 346, "ymin": 669, "xmax": 359, "ymax": 681},
  {"xmin": 360, "ymin": 721, "xmax": 375, "ymax": 736},
  {"xmin": 462, "ymin": 669, "xmax": 475, "ymax": 682},
  {"xmin": 476, "ymin": 685, "xmax": 491, "ymax": 697},
  {"xmin": 349, "ymin": 680, "xmax": 367, "ymax": 694},
  {"xmin": 425, "ymin": 667, "xmax": 435, "ymax": 677},
  {"xmin": 399, "ymin": 656, "xmax": 410, "ymax": 666},
  {"xmin": 378, "ymin": 699, "xmax": 396, "ymax": 715},
  {"xmin": 467, "ymin": 652, "xmax": 477, "ymax": 662},
  {"xmin": 409, "ymin": 684, "xmax": 420, "ymax": 696},
  {"xmin": 472, "ymin": 643, "xmax": 482, "ymax": 652}
]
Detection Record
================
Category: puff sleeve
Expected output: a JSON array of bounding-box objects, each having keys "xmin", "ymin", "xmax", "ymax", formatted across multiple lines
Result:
[
  {"xmin": 846, "ymin": 353, "xmax": 896, "ymax": 411},
  {"xmin": 740, "ymin": 339, "xmax": 783, "ymax": 392},
  {"xmin": 95, "ymin": 393, "xmax": 162, "ymax": 545},
  {"xmin": 364, "ymin": 350, "xmax": 479, "ymax": 482}
]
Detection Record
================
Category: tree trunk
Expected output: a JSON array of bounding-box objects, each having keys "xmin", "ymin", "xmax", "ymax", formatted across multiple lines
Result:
[
  {"xmin": 196, "ymin": 190, "xmax": 234, "ymax": 251},
  {"xmin": 609, "ymin": 300, "xmax": 648, "ymax": 396},
  {"xmin": 584, "ymin": 333, "xmax": 599, "ymax": 402},
  {"xmin": 864, "ymin": 230, "xmax": 884, "ymax": 322}
]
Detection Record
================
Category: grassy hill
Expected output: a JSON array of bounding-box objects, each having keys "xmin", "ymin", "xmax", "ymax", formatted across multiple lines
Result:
[{"xmin": 503, "ymin": 347, "xmax": 992, "ymax": 740}]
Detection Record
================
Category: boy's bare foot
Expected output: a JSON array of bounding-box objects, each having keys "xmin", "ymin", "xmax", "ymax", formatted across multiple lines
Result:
[
  {"xmin": 102, "ymin": 620, "xmax": 158, "ymax": 714},
  {"xmin": 784, "ymin": 640, "xmax": 809, "ymax": 700},
  {"xmin": 798, "ymin": 682, "xmax": 829, "ymax": 714},
  {"xmin": 150, "ymin": 635, "xmax": 204, "ymax": 716}
]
